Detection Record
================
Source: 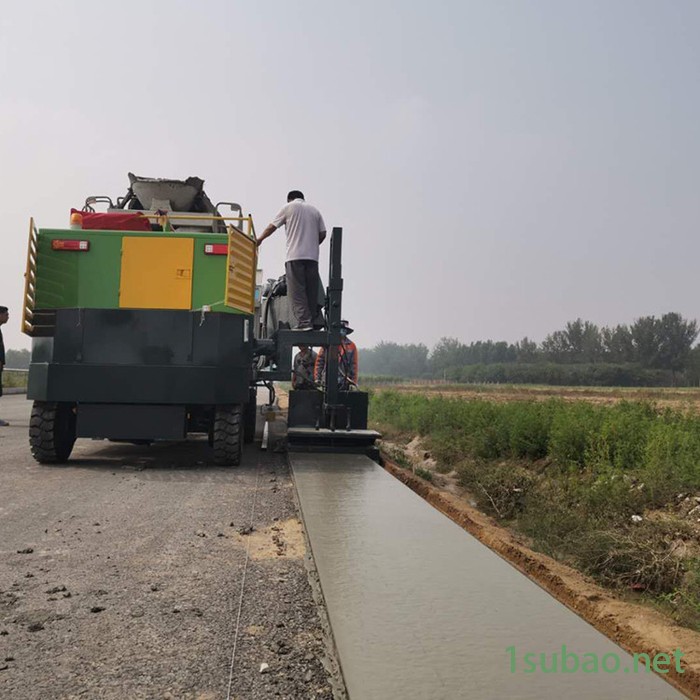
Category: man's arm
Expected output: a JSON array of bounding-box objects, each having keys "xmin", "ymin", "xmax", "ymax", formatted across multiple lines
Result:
[
  {"xmin": 256, "ymin": 223, "xmax": 277, "ymax": 248},
  {"xmin": 318, "ymin": 211, "xmax": 327, "ymax": 245},
  {"xmin": 350, "ymin": 343, "xmax": 359, "ymax": 383},
  {"xmin": 257, "ymin": 205, "xmax": 288, "ymax": 248}
]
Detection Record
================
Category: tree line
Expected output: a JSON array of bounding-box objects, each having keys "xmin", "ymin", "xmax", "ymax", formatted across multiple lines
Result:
[
  {"xmin": 7, "ymin": 313, "xmax": 700, "ymax": 386},
  {"xmin": 360, "ymin": 313, "xmax": 700, "ymax": 386},
  {"xmin": 4, "ymin": 348, "xmax": 30, "ymax": 369}
]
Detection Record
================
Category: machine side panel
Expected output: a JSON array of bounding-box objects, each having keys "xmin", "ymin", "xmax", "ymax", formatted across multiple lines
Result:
[
  {"xmin": 76, "ymin": 404, "xmax": 187, "ymax": 440},
  {"xmin": 29, "ymin": 364, "xmax": 250, "ymax": 404},
  {"xmin": 28, "ymin": 309, "xmax": 253, "ymax": 405},
  {"xmin": 120, "ymin": 237, "xmax": 194, "ymax": 310},
  {"xmin": 33, "ymin": 229, "xmax": 242, "ymax": 313},
  {"xmin": 34, "ymin": 233, "xmax": 80, "ymax": 308},
  {"xmin": 191, "ymin": 240, "xmax": 237, "ymax": 314},
  {"xmin": 76, "ymin": 233, "xmax": 122, "ymax": 308}
]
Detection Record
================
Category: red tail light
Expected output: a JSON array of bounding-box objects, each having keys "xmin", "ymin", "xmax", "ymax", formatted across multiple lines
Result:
[
  {"xmin": 52, "ymin": 239, "xmax": 90, "ymax": 251},
  {"xmin": 204, "ymin": 243, "xmax": 228, "ymax": 255}
]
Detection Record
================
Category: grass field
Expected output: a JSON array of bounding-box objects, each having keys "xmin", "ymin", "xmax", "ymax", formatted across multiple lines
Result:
[
  {"xmin": 366, "ymin": 381, "xmax": 700, "ymax": 412},
  {"xmin": 2, "ymin": 369, "xmax": 28, "ymax": 389},
  {"xmin": 369, "ymin": 387, "xmax": 700, "ymax": 629}
]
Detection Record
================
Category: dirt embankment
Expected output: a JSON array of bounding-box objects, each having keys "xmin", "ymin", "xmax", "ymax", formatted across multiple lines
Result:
[{"xmin": 382, "ymin": 452, "xmax": 700, "ymax": 699}]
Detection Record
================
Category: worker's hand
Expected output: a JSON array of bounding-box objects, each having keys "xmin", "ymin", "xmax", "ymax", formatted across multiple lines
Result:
[{"xmin": 255, "ymin": 238, "xmax": 262, "ymax": 248}]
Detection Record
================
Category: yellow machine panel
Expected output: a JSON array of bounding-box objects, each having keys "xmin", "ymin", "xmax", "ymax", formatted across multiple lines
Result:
[
  {"xmin": 225, "ymin": 227, "xmax": 257, "ymax": 314},
  {"xmin": 120, "ymin": 237, "xmax": 194, "ymax": 309}
]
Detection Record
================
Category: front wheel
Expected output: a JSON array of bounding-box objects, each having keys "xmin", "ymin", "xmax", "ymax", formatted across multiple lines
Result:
[
  {"xmin": 29, "ymin": 402, "xmax": 76, "ymax": 464},
  {"xmin": 213, "ymin": 405, "xmax": 243, "ymax": 466}
]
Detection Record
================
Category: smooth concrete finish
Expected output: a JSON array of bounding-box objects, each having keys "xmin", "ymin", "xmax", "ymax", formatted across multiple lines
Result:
[{"xmin": 291, "ymin": 453, "xmax": 682, "ymax": 700}]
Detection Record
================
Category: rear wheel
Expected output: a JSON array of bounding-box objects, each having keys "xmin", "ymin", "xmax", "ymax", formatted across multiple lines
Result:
[
  {"xmin": 243, "ymin": 388, "xmax": 257, "ymax": 444},
  {"xmin": 213, "ymin": 404, "xmax": 243, "ymax": 466},
  {"xmin": 29, "ymin": 401, "xmax": 76, "ymax": 464}
]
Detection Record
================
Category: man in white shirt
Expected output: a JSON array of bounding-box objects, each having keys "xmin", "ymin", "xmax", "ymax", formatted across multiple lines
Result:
[{"xmin": 257, "ymin": 190, "xmax": 327, "ymax": 331}]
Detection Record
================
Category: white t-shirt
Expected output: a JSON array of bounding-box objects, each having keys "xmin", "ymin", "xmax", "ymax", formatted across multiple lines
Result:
[{"xmin": 271, "ymin": 198, "xmax": 326, "ymax": 262}]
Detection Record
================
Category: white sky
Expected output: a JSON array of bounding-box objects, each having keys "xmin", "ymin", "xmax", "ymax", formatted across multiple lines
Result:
[{"xmin": 1, "ymin": 0, "xmax": 699, "ymax": 352}]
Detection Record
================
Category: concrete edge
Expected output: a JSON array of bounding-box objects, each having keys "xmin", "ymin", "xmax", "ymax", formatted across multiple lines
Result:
[{"xmin": 288, "ymin": 455, "xmax": 349, "ymax": 700}]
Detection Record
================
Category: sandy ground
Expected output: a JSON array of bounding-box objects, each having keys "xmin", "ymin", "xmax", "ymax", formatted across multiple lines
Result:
[{"xmin": 0, "ymin": 395, "xmax": 341, "ymax": 700}]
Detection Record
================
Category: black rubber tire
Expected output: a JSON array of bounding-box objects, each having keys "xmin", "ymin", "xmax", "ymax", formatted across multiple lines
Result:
[
  {"xmin": 213, "ymin": 404, "xmax": 243, "ymax": 466},
  {"xmin": 243, "ymin": 388, "xmax": 257, "ymax": 444},
  {"xmin": 29, "ymin": 401, "xmax": 76, "ymax": 464}
]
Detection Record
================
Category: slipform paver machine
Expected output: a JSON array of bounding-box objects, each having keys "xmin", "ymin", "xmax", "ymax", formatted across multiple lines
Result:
[{"xmin": 21, "ymin": 174, "xmax": 378, "ymax": 465}]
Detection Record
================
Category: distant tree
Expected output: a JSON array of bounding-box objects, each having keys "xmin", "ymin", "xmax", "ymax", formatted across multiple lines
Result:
[
  {"xmin": 630, "ymin": 316, "xmax": 661, "ymax": 368},
  {"xmin": 362, "ymin": 311, "xmax": 699, "ymax": 385},
  {"xmin": 516, "ymin": 337, "xmax": 539, "ymax": 362},
  {"xmin": 430, "ymin": 337, "xmax": 465, "ymax": 374},
  {"xmin": 685, "ymin": 346, "xmax": 700, "ymax": 386},
  {"xmin": 5, "ymin": 348, "xmax": 30, "ymax": 369},
  {"xmin": 656, "ymin": 312, "xmax": 698, "ymax": 377},
  {"xmin": 541, "ymin": 330, "xmax": 570, "ymax": 362},
  {"xmin": 563, "ymin": 319, "xmax": 603, "ymax": 363},
  {"xmin": 360, "ymin": 341, "xmax": 429, "ymax": 378},
  {"xmin": 601, "ymin": 325, "xmax": 634, "ymax": 363}
]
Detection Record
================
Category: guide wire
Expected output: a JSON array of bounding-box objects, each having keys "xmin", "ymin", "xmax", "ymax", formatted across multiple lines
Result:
[{"xmin": 225, "ymin": 457, "xmax": 262, "ymax": 699}]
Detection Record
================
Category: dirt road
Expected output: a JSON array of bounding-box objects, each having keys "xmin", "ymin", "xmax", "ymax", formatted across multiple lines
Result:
[{"xmin": 0, "ymin": 395, "xmax": 338, "ymax": 699}]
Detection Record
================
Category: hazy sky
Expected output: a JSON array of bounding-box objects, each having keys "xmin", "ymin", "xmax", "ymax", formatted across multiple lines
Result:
[{"xmin": 1, "ymin": 0, "xmax": 698, "ymax": 352}]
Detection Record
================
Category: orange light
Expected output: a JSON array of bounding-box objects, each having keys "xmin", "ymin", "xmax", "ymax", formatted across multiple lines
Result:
[{"xmin": 52, "ymin": 239, "xmax": 90, "ymax": 251}]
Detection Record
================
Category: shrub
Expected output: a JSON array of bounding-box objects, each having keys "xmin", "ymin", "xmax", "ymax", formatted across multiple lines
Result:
[
  {"xmin": 414, "ymin": 467, "xmax": 434, "ymax": 482},
  {"xmin": 642, "ymin": 417, "xmax": 700, "ymax": 505},
  {"xmin": 458, "ymin": 460, "xmax": 536, "ymax": 520},
  {"xmin": 507, "ymin": 401, "xmax": 554, "ymax": 459},
  {"xmin": 548, "ymin": 403, "xmax": 603, "ymax": 467},
  {"xmin": 587, "ymin": 402, "xmax": 656, "ymax": 471}
]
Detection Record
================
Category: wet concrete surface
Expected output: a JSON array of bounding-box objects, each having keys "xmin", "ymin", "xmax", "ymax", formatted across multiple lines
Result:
[
  {"xmin": 291, "ymin": 452, "xmax": 682, "ymax": 700},
  {"xmin": 0, "ymin": 395, "xmax": 338, "ymax": 699}
]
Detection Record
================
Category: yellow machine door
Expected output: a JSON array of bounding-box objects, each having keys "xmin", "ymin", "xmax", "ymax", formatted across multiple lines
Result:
[
  {"xmin": 225, "ymin": 227, "xmax": 257, "ymax": 314},
  {"xmin": 120, "ymin": 237, "xmax": 194, "ymax": 309}
]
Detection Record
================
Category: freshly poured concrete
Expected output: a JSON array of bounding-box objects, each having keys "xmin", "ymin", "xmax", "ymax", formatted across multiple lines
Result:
[{"xmin": 291, "ymin": 453, "xmax": 682, "ymax": 700}]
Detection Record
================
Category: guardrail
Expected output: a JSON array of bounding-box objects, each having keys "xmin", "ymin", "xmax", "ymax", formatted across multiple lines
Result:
[{"xmin": 22, "ymin": 217, "xmax": 38, "ymax": 336}]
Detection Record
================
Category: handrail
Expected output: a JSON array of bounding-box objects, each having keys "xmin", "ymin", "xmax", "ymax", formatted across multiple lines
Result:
[
  {"xmin": 138, "ymin": 212, "xmax": 257, "ymax": 240},
  {"xmin": 21, "ymin": 217, "xmax": 38, "ymax": 336}
]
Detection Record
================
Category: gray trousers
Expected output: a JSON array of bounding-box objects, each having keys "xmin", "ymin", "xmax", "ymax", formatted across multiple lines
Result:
[{"xmin": 285, "ymin": 259, "xmax": 320, "ymax": 328}]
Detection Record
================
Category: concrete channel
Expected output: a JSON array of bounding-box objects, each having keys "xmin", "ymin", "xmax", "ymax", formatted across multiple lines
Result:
[{"xmin": 291, "ymin": 452, "xmax": 683, "ymax": 699}]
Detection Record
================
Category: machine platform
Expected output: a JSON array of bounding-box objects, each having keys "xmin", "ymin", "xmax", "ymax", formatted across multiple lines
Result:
[{"xmin": 287, "ymin": 427, "xmax": 381, "ymax": 454}]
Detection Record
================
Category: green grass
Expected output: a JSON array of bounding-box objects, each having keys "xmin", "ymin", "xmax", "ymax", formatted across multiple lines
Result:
[
  {"xmin": 370, "ymin": 390, "xmax": 700, "ymax": 628},
  {"xmin": 2, "ymin": 370, "xmax": 28, "ymax": 389},
  {"xmin": 414, "ymin": 467, "xmax": 434, "ymax": 482}
]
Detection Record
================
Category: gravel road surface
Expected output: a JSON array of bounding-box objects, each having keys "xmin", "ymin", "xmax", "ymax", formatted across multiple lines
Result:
[{"xmin": 0, "ymin": 395, "xmax": 339, "ymax": 699}]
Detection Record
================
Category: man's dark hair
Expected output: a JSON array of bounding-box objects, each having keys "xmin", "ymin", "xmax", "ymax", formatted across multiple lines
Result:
[
  {"xmin": 287, "ymin": 190, "xmax": 305, "ymax": 202},
  {"xmin": 0, "ymin": 306, "xmax": 7, "ymax": 314}
]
